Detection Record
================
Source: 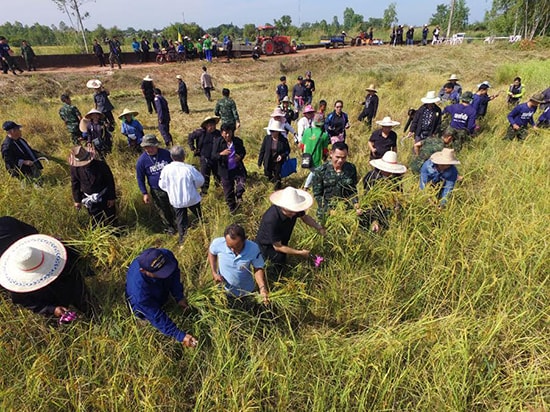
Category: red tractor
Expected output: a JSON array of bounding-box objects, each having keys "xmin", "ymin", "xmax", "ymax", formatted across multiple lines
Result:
[{"xmin": 256, "ymin": 25, "xmax": 296, "ymax": 55}]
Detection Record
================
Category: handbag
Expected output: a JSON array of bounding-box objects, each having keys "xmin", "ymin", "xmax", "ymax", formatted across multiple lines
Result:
[
  {"xmin": 301, "ymin": 137, "xmax": 321, "ymax": 168},
  {"xmin": 280, "ymin": 157, "xmax": 297, "ymax": 178}
]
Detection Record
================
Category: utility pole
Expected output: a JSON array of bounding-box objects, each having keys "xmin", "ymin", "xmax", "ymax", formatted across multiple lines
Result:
[{"xmin": 446, "ymin": 0, "xmax": 455, "ymax": 39}]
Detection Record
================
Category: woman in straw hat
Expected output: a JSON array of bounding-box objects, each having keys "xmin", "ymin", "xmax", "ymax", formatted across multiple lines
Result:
[
  {"xmin": 119, "ymin": 108, "xmax": 144, "ymax": 150},
  {"xmin": 81, "ymin": 108, "xmax": 113, "ymax": 158},
  {"xmin": 69, "ymin": 146, "xmax": 117, "ymax": 227},
  {"xmin": 368, "ymin": 116, "xmax": 400, "ymax": 160},
  {"xmin": 255, "ymin": 186, "xmax": 325, "ymax": 279},
  {"xmin": 419, "ymin": 148, "xmax": 460, "ymax": 207},
  {"xmin": 362, "ymin": 151, "xmax": 407, "ymax": 232},
  {"xmin": 0, "ymin": 233, "xmax": 96, "ymax": 320},
  {"xmin": 408, "ymin": 91, "xmax": 443, "ymax": 155},
  {"xmin": 258, "ymin": 120, "xmax": 291, "ymax": 190},
  {"xmin": 358, "ymin": 84, "xmax": 379, "ymax": 129}
]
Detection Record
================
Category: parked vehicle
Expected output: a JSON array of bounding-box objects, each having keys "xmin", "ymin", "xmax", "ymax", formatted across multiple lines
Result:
[
  {"xmin": 320, "ymin": 33, "xmax": 347, "ymax": 48},
  {"xmin": 256, "ymin": 25, "xmax": 296, "ymax": 55},
  {"xmin": 156, "ymin": 48, "xmax": 182, "ymax": 64}
]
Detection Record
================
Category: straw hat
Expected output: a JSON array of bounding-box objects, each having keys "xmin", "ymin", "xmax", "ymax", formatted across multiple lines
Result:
[
  {"xmin": 448, "ymin": 74, "xmax": 460, "ymax": 81},
  {"xmin": 375, "ymin": 116, "xmax": 400, "ymax": 127},
  {"xmin": 303, "ymin": 104, "xmax": 315, "ymax": 114},
  {"xmin": 264, "ymin": 119, "xmax": 286, "ymax": 132},
  {"xmin": 369, "ymin": 151, "xmax": 407, "ymax": 174},
  {"xmin": 201, "ymin": 116, "xmax": 220, "ymax": 128},
  {"xmin": 69, "ymin": 146, "xmax": 96, "ymax": 167},
  {"xmin": 0, "ymin": 234, "xmax": 67, "ymax": 293},
  {"xmin": 79, "ymin": 118, "xmax": 90, "ymax": 133},
  {"xmin": 270, "ymin": 107, "xmax": 286, "ymax": 118},
  {"xmin": 281, "ymin": 96, "xmax": 290, "ymax": 103},
  {"xmin": 118, "ymin": 108, "xmax": 139, "ymax": 119},
  {"xmin": 143, "ymin": 74, "xmax": 153, "ymax": 81},
  {"xmin": 430, "ymin": 148, "xmax": 461, "ymax": 165},
  {"xmin": 269, "ymin": 187, "xmax": 314, "ymax": 212},
  {"xmin": 365, "ymin": 84, "xmax": 378, "ymax": 92},
  {"xmin": 86, "ymin": 79, "xmax": 102, "ymax": 89},
  {"xmin": 421, "ymin": 91, "xmax": 441, "ymax": 104},
  {"xmin": 84, "ymin": 108, "xmax": 104, "ymax": 120}
]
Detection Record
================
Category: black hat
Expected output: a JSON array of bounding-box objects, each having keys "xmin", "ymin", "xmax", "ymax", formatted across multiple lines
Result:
[{"xmin": 2, "ymin": 121, "xmax": 21, "ymax": 131}]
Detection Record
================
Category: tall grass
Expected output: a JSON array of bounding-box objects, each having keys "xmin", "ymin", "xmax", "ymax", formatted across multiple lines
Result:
[{"xmin": 0, "ymin": 44, "xmax": 548, "ymax": 411}]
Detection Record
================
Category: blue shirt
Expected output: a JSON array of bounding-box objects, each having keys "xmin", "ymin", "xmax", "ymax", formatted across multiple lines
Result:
[
  {"xmin": 419, "ymin": 159, "xmax": 458, "ymax": 206},
  {"xmin": 209, "ymin": 237, "xmax": 265, "ymax": 297},
  {"xmin": 126, "ymin": 250, "xmax": 186, "ymax": 342},
  {"xmin": 538, "ymin": 107, "xmax": 550, "ymax": 125},
  {"xmin": 136, "ymin": 148, "xmax": 172, "ymax": 193},
  {"xmin": 507, "ymin": 102, "xmax": 537, "ymax": 127},
  {"xmin": 443, "ymin": 103, "xmax": 477, "ymax": 134},
  {"xmin": 121, "ymin": 119, "xmax": 144, "ymax": 145},
  {"xmin": 472, "ymin": 93, "xmax": 491, "ymax": 118}
]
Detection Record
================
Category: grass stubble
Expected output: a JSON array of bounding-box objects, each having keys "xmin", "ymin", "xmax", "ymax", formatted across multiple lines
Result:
[{"xmin": 0, "ymin": 43, "xmax": 548, "ymax": 411}]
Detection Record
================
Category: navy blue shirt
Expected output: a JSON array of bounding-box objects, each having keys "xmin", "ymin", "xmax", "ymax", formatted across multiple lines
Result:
[
  {"xmin": 136, "ymin": 148, "xmax": 172, "ymax": 193},
  {"xmin": 443, "ymin": 103, "xmax": 477, "ymax": 134},
  {"xmin": 507, "ymin": 102, "xmax": 537, "ymax": 127}
]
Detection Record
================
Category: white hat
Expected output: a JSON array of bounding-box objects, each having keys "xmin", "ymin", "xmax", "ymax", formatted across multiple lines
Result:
[
  {"xmin": 118, "ymin": 108, "xmax": 139, "ymax": 119},
  {"xmin": 269, "ymin": 187, "xmax": 314, "ymax": 212},
  {"xmin": 421, "ymin": 91, "xmax": 441, "ymax": 104},
  {"xmin": 143, "ymin": 74, "xmax": 153, "ymax": 81},
  {"xmin": 369, "ymin": 151, "xmax": 407, "ymax": 174},
  {"xmin": 264, "ymin": 119, "xmax": 286, "ymax": 132},
  {"xmin": 477, "ymin": 81, "xmax": 491, "ymax": 89},
  {"xmin": 430, "ymin": 148, "xmax": 461, "ymax": 165},
  {"xmin": 176, "ymin": 75, "xmax": 183, "ymax": 79},
  {"xmin": 86, "ymin": 79, "xmax": 102, "ymax": 89},
  {"xmin": 0, "ymin": 234, "xmax": 67, "ymax": 293},
  {"xmin": 375, "ymin": 116, "xmax": 400, "ymax": 127},
  {"xmin": 448, "ymin": 74, "xmax": 460, "ymax": 81}
]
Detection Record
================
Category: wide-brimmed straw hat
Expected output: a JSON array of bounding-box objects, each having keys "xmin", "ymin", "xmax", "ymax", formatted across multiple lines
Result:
[
  {"xmin": 269, "ymin": 186, "xmax": 314, "ymax": 212},
  {"xmin": 264, "ymin": 119, "xmax": 286, "ymax": 132},
  {"xmin": 69, "ymin": 146, "xmax": 96, "ymax": 167},
  {"xmin": 369, "ymin": 151, "xmax": 407, "ymax": 174},
  {"xmin": 140, "ymin": 134, "xmax": 161, "ymax": 147},
  {"xmin": 448, "ymin": 74, "xmax": 460, "ymax": 81},
  {"xmin": 84, "ymin": 108, "xmax": 104, "ymax": 120},
  {"xmin": 281, "ymin": 96, "xmax": 290, "ymax": 103},
  {"xmin": 270, "ymin": 108, "xmax": 286, "ymax": 118},
  {"xmin": 365, "ymin": 84, "xmax": 378, "ymax": 92},
  {"xmin": 529, "ymin": 93, "xmax": 545, "ymax": 104},
  {"xmin": 421, "ymin": 91, "xmax": 441, "ymax": 104},
  {"xmin": 375, "ymin": 116, "xmax": 400, "ymax": 127},
  {"xmin": 176, "ymin": 75, "xmax": 183, "ymax": 80},
  {"xmin": 118, "ymin": 108, "xmax": 139, "ymax": 119},
  {"xmin": 430, "ymin": 148, "xmax": 461, "ymax": 165},
  {"xmin": 143, "ymin": 74, "xmax": 153, "ymax": 81},
  {"xmin": 201, "ymin": 116, "xmax": 220, "ymax": 128},
  {"xmin": 79, "ymin": 118, "xmax": 90, "ymax": 133},
  {"xmin": 0, "ymin": 234, "xmax": 67, "ymax": 293},
  {"xmin": 86, "ymin": 79, "xmax": 102, "ymax": 89},
  {"xmin": 303, "ymin": 104, "xmax": 315, "ymax": 114}
]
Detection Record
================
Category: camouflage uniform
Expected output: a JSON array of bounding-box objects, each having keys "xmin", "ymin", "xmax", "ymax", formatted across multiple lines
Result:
[
  {"xmin": 214, "ymin": 97, "xmax": 239, "ymax": 129},
  {"xmin": 409, "ymin": 136, "xmax": 444, "ymax": 174},
  {"xmin": 312, "ymin": 161, "xmax": 358, "ymax": 220},
  {"xmin": 59, "ymin": 103, "xmax": 82, "ymax": 144}
]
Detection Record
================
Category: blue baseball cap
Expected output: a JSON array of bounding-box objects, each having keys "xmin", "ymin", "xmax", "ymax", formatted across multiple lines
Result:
[
  {"xmin": 138, "ymin": 248, "xmax": 178, "ymax": 279},
  {"xmin": 2, "ymin": 121, "xmax": 22, "ymax": 131}
]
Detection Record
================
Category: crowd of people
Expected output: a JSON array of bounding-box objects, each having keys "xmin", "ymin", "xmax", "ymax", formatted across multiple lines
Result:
[{"xmin": 1, "ymin": 59, "xmax": 549, "ymax": 349}]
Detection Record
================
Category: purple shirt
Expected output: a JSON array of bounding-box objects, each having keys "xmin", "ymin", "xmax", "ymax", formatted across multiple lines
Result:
[
  {"xmin": 507, "ymin": 102, "xmax": 537, "ymax": 127},
  {"xmin": 443, "ymin": 103, "xmax": 477, "ymax": 134}
]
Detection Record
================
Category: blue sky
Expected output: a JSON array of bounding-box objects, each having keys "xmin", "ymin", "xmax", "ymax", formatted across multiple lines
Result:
[{"xmin": 2, "ymin": 0, "xmax": 491, "ymax": 30}]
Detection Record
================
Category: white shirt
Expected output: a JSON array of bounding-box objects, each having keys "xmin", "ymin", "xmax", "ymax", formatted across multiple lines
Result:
[
  {"xmin": 296, "ymin": 116, "xmax": 313, "ymax": 142},
  {"xmin": 158, "ymin": 161, "xmax": 205, "ymax": 208}
]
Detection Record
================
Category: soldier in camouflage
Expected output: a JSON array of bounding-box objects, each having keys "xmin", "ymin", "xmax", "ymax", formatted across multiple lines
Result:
[
  {"xmin": 214, "ymin": 88, "xmax": 240, "ymax": 131},
  {"xmin": 59, "ymin": 94, "xmax": 83, "ymax": 144},
  {"xmin": 312, "ymin": 142, "xmax": 362, "ymax": 221},
  {"xmin": 410, "ymin": 127, "xmax": 454, "ymax": 174}
]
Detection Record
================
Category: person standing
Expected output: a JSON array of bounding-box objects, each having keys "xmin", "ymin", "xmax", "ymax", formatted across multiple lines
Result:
[
  {"xmin": 1, "ymin": 121, "xmax": 43, "ymax": 180},
  {"xmin": 126, "ymin": 247, "xmax": 198, "ymax": 347},
  {"xmin": 107, "ymin": 37, "xmax": 122, "ymax": 69},
  {"xmin": 131, "ymin": 37, "xmax": 141, "ymax": 62},
  {"xmin": 504, "ymin": 93, "xmax": 543, "ymax": 141},
  {"xmin": 158, "ymin": 146, "xmax": 204, "ymax": 244},
  {"xmin": 154, "ymin": 88, "xmax": 173, "ymax": 147},
  {"xmin": 59, "ymin": 94, "xmax": 83, "ymax": 144},
  {"xmin": 406, "ymin": 26, "xmax": 414, "ymax": 46},
  {"xmin": 140, "ymin": 37, "xmax": 151, "ymax": 62},
  {"xmin": 292, "ymin": 76, "xmax": 307, "ymax": 113},
  {"xmin": 325, "ymin": 100, "xmax": 350, "ymax": 143},
  {"xmin": 303, "ymin": 71, "xmax": 316, "ymax": 105},
  {"xmin": 203, "ymin": 34, "xmax": 213, "ymax": 62},
  {"xmin": 136, "ymin": 135, "xmax": 176, "ymax": 235},
  {"xmin": 176, "ymin": 75, "xmax": 189, "ymax": 114},
  {"xmin": 422, "ymin": 24, "xmax": 429, "ymax": 45},
  {"xmin": 215, "ymin": 88, "xmax": 240, "ymax": 131},
  {"xmin": 258, "ymin": 120, "xmax": 291, "ymax": 190},
  {"xmin": 211, "ymin": 123, "xmax": 247, "ymax": 213},
  {"xmin": 140, "ymin": 74, "xmax": 156, "ymax": 115},
  {"xmin": 20, "ymin": 40, "xmax": 37, "ymax": 71},
  {"xmin": 188, "ymin": 116, "xmax": 221, "ymax": 195},
  {"xmin": 301, "ymin": 114, "xmax": 330, "ymax": 189},
  {"xmin": 432, "ymin": 26, "xmax": 440, "ymax": 44},
  {"xmin": 200, "ymin": 66, "xmax": 214, "ymax": 101},
  {"xmin": 208, "ymin": 224, "xmax": 269, "ymax": 310},
  {"xmin": 69, "ymin": 146, "xmax": 116, "ymax": 226},
  {"xmin": 312, "ymin": 142, "xmax": 361, "ymax": 221},
  {"xmin": 408, "ymin": 91, "xmax": 442, "ymax": 154},
  {"xmin": 276, "ymin": 76, "xmax": 288, "ymax": 104},
  {"xmin": 0, "ymin": 36, "xmax": 23, "ymax": 75},
  {"xmin": 225, "ymin": 36, "xmax": 233, "ymax": 61},
  {"xmin": 92, "ymin": 39, "xmax": 106, "ymax": 67},
  {"xmin": 368, "ymin": 116, "xmax": 400, "ymax": 160},
  {"xmin": 87, "ymin": 79, "xmax": 116, "ymax": 130},
  {"xmin": 357, "ymin": 84, "xmax": 379, "ymax": 129}
]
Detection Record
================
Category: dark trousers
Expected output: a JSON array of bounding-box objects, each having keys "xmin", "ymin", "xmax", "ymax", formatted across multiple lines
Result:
[
  {"xmin": 109, "ymin": 52, "xmax": 122, "ymax": 69},
  {"xmin": 145, "ymin": 96, "xmax": 155, "ymax": 114},
  {"xmin": 259, "ymin": 243, "xmax": 287, "ymax": 281},
  {"xmin": 96, "ymin": 54, "xmax": 106, "ymax": 67},
  {"xmin": 24, "ymin": 56, "xmax": 36, "ymax": 71},
  {"xmin": 504, "ymin": 125, "xmax": 528, "ymax": 141},
  {"xmin": 179, "ymin": 95, "xmax": 189, "ymax": 113},
  {"xmin": 221, "ymin": 169, "xmax": 246, "ymax": 212},
  {"xmin": 150, "ymin": 188, "xmax": 176, "ymax": 232},
  {"xmin": 158, "ymin": 122, "xmax": 173, "ymax": 145},
  {"xmin": 203, "ymin": 87, "xmax": 212, "ymax": 101},
  {"xmin": 200, "ymin": 156, "xmax": 219, "ymax": 193},
  {"xmin": 174, "ymin": 202, "xmax": 202, "ymax": 242},
  {"xmin": 87, "ymin": 201, "xmax": 116, "ymax": 228},
  {"xmin": 265, "ymin": 159, "xmax": 283, "ymax": 188}
]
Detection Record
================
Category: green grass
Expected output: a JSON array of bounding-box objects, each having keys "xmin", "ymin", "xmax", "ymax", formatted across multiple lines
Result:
[{"xmin": 0, "ymin": 43, "xmax": 549, "ymax": 411}]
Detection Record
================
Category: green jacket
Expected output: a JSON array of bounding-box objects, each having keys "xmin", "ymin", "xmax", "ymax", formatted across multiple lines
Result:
[
  {"xmin": 302, "ymin": 127, "xmax": 329, "ymax": 168},
  {"xmin": 409, "ymin": 136, "xmax": 444, "ymax": 174},
  {"xmin": 312, "ymin": 161, "xmax": 358, "ymax": 219},
  {"xmin": 214, "ymin": 97, "xmax": 240, "ymax": 126},
  {"xmin": 59, "ymin": 103, "xmax": 82, "ymax": 134}
]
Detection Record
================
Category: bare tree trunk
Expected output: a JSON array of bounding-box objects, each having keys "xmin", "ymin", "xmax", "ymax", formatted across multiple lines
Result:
[
  {"xmin": 446, "ymin": 0, "xmax": 455, "ymax": 39},
  {"xmin": 71, "ymin": 0, "xmax": 88, "ymax": 53}
]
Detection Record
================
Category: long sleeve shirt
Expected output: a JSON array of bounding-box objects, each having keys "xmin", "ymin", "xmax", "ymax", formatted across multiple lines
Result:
[
  {"xmin": 135, "ymin": 148, "xmax": 172, "ymax": 193},
  {"xmin": 158, "ymin": 161, "xmax": 204, "ymax": 208},
  {"xmin": 154, "ymin": 95, "xmax": 171, "ymax": 124},
  {"xmin": 70, "ymin": 160, "xmax": 116, "ymax": 203},
  {"xmin": 443, "ymin": 103, "xmax": 477, "ymax": 134},
  {"xmin": 419, "ymin": 159, "xmax": 458, "ymax": 206},
  {"xmin": 507, "ymin": 102, "xmax": 537, "ymax": 127},
  {"xmin": 126, "ymin": 253, "xmax": 186, "ymax": 342}
]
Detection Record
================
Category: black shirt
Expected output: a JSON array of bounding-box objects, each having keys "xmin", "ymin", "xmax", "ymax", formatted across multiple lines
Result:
[
  {"xmin": 255, "ymin": 205, "xmax": 305, "ymax": 246},
  {"xmin": 368, "ymin": 129, "xmax": 398, "ymax": 160}
]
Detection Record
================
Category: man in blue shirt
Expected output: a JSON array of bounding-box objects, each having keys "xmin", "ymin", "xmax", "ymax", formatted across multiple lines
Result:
[
  {"xmin": 135, "ymin": 135, "xmax": 176, "ymax": 234},
  {"xmin": 126, "ymin": 248, "xmax": 197, "ymax": 347},
  {"xmin": 276, "ymin": 76, "xmax": 288, "ymax": 104},
  {"xmin": 442, "ymin": 91, "xmax": 477, "ymax": 151},
  {"xmin": 420, "ymin": 148, "xmax": 460, "ymax": 207},
  {"xmin": 504, "ymin": 93, "xmax": 544, "ymax": 141},
  {"xmin": 208, "ymin": 224, "xmax": 269, "ymax": 309}
]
